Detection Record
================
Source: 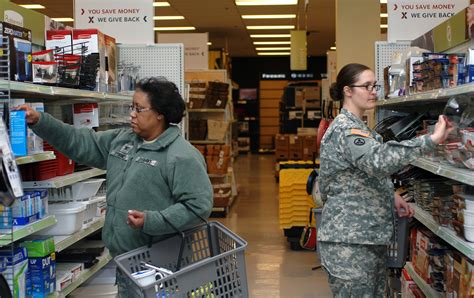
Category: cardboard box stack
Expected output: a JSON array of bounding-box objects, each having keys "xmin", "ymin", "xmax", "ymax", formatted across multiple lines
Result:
[
  {"xmin": 275, "ymin": 133, "xmax": 317, "ymax": 161},
  {"xmin": 205, "ymin": 145, "xmax": 230, "ymax": 175}
]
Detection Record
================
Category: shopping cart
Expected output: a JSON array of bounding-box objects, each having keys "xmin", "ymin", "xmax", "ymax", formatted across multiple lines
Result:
[{"xmin": 114, "ymin": 208, "xmax": 248, "ymax": 297}]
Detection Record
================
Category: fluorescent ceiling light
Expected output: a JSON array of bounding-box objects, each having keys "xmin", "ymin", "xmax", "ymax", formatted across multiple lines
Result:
[
  {"xmin": 247, "ymin": 25, "xmax": 295, "ymax": 30},
  {"xmin": 237, "ymin": 0, "xmax": 297, "ymax": 6},
  {"xmin": 207, "ymin": 42, "xmax": 212, "ymax": 45},
  {"xmin": 154, "ymin": 16, "xmax": 185, "ymax": 20},
  {"xmin": 380, "ymin": 13, "xmax": 388, "ymax": 18},
  {"xmin": 253, "ymin": 41, "xmax": 291, "ymax": 45},
  {"xmin": 242, "ymin": 14, "xmax": 296, "ymax": 19},
  {"xmin": 330, "ymin": 46, "xmax": 336, "ymax": 50},
  {"xmin": 51, "ymin": 18, "xmax": 74, "ymax": 22},
  {"xmin": 154, "ymin": 26, "xmax": 196, "ymax": 31},
  {"xmin": 250, "ymin": 34, "xmax": 291, "ymax": 38},
  {"xmin": 257, "ymin": 52, "xmax": 291, "ymax": 55},
  {"xmin": 380, "ymin": 0, "xmax": 387, "ymax": 3},
  {"xmin": 256, "ymin": 47, "xmax": 291, "ymax": 50},
  {"xmin": 153, "ymin": 2, "xmax": 171, "ymax": 7},
  {"xmin": 380, "ymin": 24, "xmax": 388, "ymax": 28},
  {"xmin": 19, "ymin": 4, "xmax": 45, "ymax": 9}
]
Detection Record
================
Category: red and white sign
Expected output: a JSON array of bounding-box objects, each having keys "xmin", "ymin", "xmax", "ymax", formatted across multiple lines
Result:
[
  {"xmin": 74, "ymin": 0, "xmax": 153, "ymax": 44},
  {"xmin": 73, "ymin": 103, "xmax": 99, "ymax": 128},
  {"xmin": 388, "ymin": 0, "xmax": 469, "ymax": 42}
]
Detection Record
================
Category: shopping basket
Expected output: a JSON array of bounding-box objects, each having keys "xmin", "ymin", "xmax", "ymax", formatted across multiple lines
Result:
[{"xmin": 114, "ymin": 218, "xmax": 248, "ymax": 297}]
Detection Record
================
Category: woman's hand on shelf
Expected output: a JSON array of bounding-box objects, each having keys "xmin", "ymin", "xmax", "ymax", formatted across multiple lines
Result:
[
  {"xmin": 430, "ymin": 115, "xmax": 455, "ymax": 145},
  {"xmin": 14, "ymin": 104, "xmax": 40, "ymax": 125},
  {"xmin": 394, "ymin": 192, "xmax": 414, "ymax": 218}
]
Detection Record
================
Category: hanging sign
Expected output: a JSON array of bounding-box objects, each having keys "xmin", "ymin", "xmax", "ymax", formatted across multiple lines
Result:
[
  {"xmin": 157, "ymin": 33, "xmax": 208, "ymax": 70},
  {"xmin": 388, "ymin": 0, "xmax": 469, "ymax": 42},
  {"xmin": 291, "ymin": 30, "xmax": 307, "ymax": 71},
  {"xmin": 74, "ymin": 0, "xmax": 154, "ymax": 44}
]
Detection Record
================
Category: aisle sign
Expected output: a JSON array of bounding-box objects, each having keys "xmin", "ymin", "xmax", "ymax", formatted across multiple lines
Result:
[
  {"xmin": 388, "ymin": 0, "xmax": 469, "ymax": 42},
  {"xmin": 74, "ymin": 0, "xmax": 153, "ymax": 44}
]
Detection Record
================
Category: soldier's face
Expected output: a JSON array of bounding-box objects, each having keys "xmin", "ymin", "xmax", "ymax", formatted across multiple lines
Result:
[{"xmin": 348, "ymin": 70, "xmax": 378, "ymax": 111}]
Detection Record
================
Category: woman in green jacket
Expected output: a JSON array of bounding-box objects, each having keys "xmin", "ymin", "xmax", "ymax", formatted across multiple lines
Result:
[{"xmin": 18, "ymin": 77, "xmax": 213, "ymax": 296}]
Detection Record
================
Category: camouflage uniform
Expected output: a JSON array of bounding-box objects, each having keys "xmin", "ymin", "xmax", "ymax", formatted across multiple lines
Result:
[{"xmin": 317, "ymin": 108, "xmax": 435, "ymax": 297}]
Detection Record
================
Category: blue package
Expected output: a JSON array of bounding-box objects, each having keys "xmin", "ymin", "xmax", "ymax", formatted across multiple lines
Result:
[
  {"xmin": 0, "ymin": 247, "xmax": 28, "ymax": 265},
  {"xmin": 467, "ymin": 65, "xmax": 474, "ymax": 83},
  {"xmin": 9, "ymin": 110, "xmax": 27, "ymax": 157}
]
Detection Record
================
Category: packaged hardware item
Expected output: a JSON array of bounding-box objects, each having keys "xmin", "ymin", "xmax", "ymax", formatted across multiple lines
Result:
[
  {"xmin": 32, "ymin": 61, "xmax": 58, "ymax": 84},
  {"xmin": 0, "ymin": 22, "xmax": 32, "ymax": 82},
  {"xmin": 0, "ymin": 247, "xmax": 28, "ymax": 298},
  {"xmin": 10, "ymin": 110, "xmax": 27, "ymax": 157},
  {"xmin": 45, "ymin": 30, "xmax": 73, "ymax": 53}
]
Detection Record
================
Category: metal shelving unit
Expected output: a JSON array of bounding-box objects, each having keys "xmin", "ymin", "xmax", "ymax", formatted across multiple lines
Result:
[
  {"xmin": 54, "ymin": 218, "xmax": 105, "ymax": 252},
  {"xmin": 22, "ymin": 168, "xmax": 106, "ymax": 189},
  {"xmin": 404, "ymin": 262, "xmax": 443, "ymax": 298},
  {"xmin": 0, "ymin": 80, "xmax": 131, "ymax": 102},
  {"xmin": 410, "ymin": 204, "xmax": 474, "ymax": 260},
  {"xmin": 188, "ymin": 109, "xmax": 226, "ymax": 113},
  {"xmin": 15, "ymin": 151, "xmax": 56, "ymax": 165},
  {"xmin": 411, "ymin": 158, "xmax": 474, "ymax": 186},
  {"xmin": 190, "ymin": 140, "xmax": 227, "ymax": 144},
  {"xmin": 0, "ymin": 216, "xmax": 57, "ymax": 247},
  {"xmin": 53, "ymin": 252, "xmax": 112, "ymax": 298},
  {"xmin": 376, "ymin": 82, "xmax": 474, "ymax": 107}
]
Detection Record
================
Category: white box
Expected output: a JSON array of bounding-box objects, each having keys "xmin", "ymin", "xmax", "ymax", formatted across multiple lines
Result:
[{"xmin": 45, "ymin": 30, "xmax": 73, "ymax": 52}]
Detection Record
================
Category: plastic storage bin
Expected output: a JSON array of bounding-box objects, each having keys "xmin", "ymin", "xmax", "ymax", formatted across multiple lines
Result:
[
  {"xmin": 49, "ymin": 179, "xmax": 105, "ymax": 201},
  {"xmin": 37, "ymin": 202, "xmax": 86, "ymax": 235},
  {"xmin": 79, "ymin": 196, "xmax": 106, "ymax": 225}
]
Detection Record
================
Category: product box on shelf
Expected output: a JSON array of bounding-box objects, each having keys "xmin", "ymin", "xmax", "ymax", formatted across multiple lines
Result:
[
  {"xmin": 72, "ymin": 29, "xmax": 106, "ymax": 90},
  {"xmin": 28, "ymin": 252, "xmax": 56, "ymax": 296},
  {"xmin": 302, "ymin": 135, "xmax": 317, "ymax": 161},
  {"xmin": 45, "ymin": 30, "xmax": 73, "ymax": 53},
  {"xmin": 20, "ymin": 236, "xmax": 55, "ymax": 258},
  {"xmin": 73, "ymin": 103, "xmax": 99, "ymax": 129},
  {"xmin": 104, "ymin": 34, "xmax": 117, "ymax": 92},
  {"xmin": 400, "ymin": 268, "xmax": 415, "ymax": 298},
  {"xmin": 275, "ymin": 134, "xmax": 289, "ymax": 160},
  {"xmin": 10, "ymin": 110, "xmax": 27, "ymax": 157},
  {"xmin": 289, "ymin": 135, "xmax": 303, "ymax": 160},
  {"xmin": 0, "ymin": 22, "xmax": 32, "ymax": 82},
  {"xmin": 27, "ymin": 103, "xmax": 44, "ymax": 154},
  {"xmin": 452, "ymin": 252, "xmax": 473, "ymax": 297},
  {"xmin": 413, "ymin": 228, "xmax": 435, "ymax": 282},
  {"xmin": 0, "ymin": 247, "xmax": 28, "ymax": 298}
]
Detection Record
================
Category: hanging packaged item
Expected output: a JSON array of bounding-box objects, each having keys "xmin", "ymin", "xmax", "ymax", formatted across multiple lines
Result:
[{"xmin": 0, "ymin": 22, "xmax": 32, "ymax": 82}]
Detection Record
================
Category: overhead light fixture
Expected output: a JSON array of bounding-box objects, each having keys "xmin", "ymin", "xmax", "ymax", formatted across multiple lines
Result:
[
  {"xmin": 19, "ymin": 4, "xmax": 45, "ymax": 9},
  {"xmin": 257, "ymin": 52, "xmax": 291, "ymax": 56},
  {"xmin": 154, "ymin": 16, "xmax": 185, "ymax": 20},
  {"xmin": 250, "ymin": 34, "xmax": 291, "ymax": 38},
  {"xmin": 380, "ymin": 13, "xmax": 388, "ymax": 18},
  {"xmin": 247, "ymin": 25, "xmax": 295, "ymax": 30},
  {"xmin": 236, "ymin": 0, "xmax": 297, "ymax": 6},
  {"xmin": 207, "ymin": 42, "xmax": 212, "ymax": 45},
  {"xmin": 330, "ymin": 46, "xmax": 336, "ymax": 50},
  {"xmin": 51, "ymin": 18, "xmax": 74, "ymax": 22},
  {"xmin": 153, "ymin": 2, "xmax": 171, "ymax": 7},
  {"xmin": 256, "ymin": 47, "xmax": 291, "ymax": 51},
  {"xmin": 380, "ymin": 0, "xmax": 387, "ymax": 3},
  {"xmin": 380, "ymin": 24, "xmax": 388, "ymax": 28},
  {"xmin": 242, "ymin": 14, "xmax": 296, "ymax": 19},
  {"xmin": 254, "ymin": 41, "xmax": 291, "ymax": 45},
  {"xmin": 154, "ymin": 26, "xmax": 196, "ymax": 31}
]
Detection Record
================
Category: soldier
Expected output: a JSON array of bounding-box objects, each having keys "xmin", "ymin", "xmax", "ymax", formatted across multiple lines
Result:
[{"xmin": 317, "ymin": 63, "xmax": 452, "ymax": 297}]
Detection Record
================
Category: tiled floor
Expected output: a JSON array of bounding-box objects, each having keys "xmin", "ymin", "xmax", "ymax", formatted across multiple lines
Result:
[{"xmin": 71, "ymin": 154, "xmax": 332, "ymax": 297}]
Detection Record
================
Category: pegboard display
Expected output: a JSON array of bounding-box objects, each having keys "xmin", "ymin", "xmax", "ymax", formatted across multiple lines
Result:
[
  {"xmin": 374, "ymin": 41, "xmax": 411, "ymax": 99},
  {"xmin": 117, "ymin": 44, "xmax": 184, "ymax": 95}
]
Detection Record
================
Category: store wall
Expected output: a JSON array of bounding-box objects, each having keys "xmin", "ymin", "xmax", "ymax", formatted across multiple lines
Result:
[
  {"xmin": 336, "ymin": 0, "xmax": 381, "ymax": 71},
  {"xmin": 231, "ymin": 56, "xmax": 327, "ymax": 88}
]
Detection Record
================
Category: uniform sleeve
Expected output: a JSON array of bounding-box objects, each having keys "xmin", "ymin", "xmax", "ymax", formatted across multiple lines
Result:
[
  {"xmin": 142, "ymin": 151, "xmax": 213, "ymax": 235},
  {"xmin": 341, "ymin": 128, "xmax": 436, "ymax": 177},
  {"xmin": 30, "ymin": 112, "xmax": 120, "ymax": 169}
]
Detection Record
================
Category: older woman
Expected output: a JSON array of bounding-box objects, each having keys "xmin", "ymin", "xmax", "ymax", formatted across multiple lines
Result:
[{"xmin": 18, "ymin": 77, "xmax": 213, "ymax": 296}]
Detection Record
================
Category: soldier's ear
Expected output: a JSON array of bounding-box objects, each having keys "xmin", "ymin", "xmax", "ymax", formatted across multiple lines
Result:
[{"xmin": 343, "ymin": 86, "xmax": 352, "ymax": 98}]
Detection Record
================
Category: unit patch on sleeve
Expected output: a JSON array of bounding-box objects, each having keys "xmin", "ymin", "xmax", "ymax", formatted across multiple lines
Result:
[{"xmin": 354, "ymin": 138, "xmax": 366, "ymax": 146}]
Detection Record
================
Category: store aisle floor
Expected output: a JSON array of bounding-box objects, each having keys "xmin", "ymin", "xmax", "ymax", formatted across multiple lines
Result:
[{"xmin": 214, "ymin": 154, "xmax": 332, "ymax": 298}]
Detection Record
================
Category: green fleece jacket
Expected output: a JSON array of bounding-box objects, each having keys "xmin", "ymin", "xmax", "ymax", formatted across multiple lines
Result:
[{"xmin": 31, "ymin": 113, "xmax": 213, "ymax": 256}]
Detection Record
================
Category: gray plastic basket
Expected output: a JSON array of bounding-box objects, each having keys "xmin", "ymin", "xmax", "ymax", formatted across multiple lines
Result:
[
  {"xmin": 388, "ymin": 214, "xmax": 409, "ymax": 268},
  {"xmin": 114, "ymin": 221, "xmax": 248, "ymax": 297}
]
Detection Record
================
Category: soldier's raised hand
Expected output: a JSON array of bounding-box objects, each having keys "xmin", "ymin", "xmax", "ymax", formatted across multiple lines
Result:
[
  {"xmin": 430, "ymin": 115, "xmax": 454, "ymax": 145},
  {"xmin": 14, "ymin": 104, "xmax": 41, "ymax": 125}
]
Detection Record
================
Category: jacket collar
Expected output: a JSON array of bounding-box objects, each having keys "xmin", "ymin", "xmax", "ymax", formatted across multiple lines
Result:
[
  {"xmin": 341, "ymin": 108, "xmax": 367, "ymax": 129},
  {"xmin": 136, "ymin": 125, "xmax": 181, "ymax": 150}
]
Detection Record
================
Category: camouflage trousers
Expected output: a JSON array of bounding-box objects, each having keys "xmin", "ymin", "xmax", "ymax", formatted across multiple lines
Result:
[{"xmin": 319, "ymin": 241, "xmax": 388, "ymax": 298}]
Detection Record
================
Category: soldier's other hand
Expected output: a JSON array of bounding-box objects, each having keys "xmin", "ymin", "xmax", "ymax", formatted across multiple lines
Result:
[
  {"xmin": 14, "ymin": 104, "xmax": 40, "ymax": 125},
  {"xmin": 394, "ymin": 193, "xmax": 414, "ymax": 218},
  {"xmin": 127, "ymin": 210, "xmax": 145, "ymax": 228},
  {"xmin": 430, "ymin": 115, "xmax": 454, "ymax": 145}
]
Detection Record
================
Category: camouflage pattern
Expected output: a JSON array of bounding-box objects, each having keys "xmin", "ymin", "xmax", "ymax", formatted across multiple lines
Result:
[
  {"xmin": 317, "ymin": 108, "xmax": 435, "ymax": 245},
  {"xmin": 319, "ymin": 241, "xmax": 387, "ymax": 297}
]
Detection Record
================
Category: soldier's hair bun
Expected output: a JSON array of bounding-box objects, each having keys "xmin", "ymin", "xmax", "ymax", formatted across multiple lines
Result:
[{"xmin": 330, "ymin": 83, "xmax": 342, "ymax": 101}]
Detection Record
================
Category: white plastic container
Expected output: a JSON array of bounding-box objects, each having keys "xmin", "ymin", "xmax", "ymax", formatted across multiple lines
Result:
[
  {"xmin": 464, "ymin": 209, "xmax": 474, "ymax": 226},
  {"xmin": 460, "ymin": 194, "xmax": 474, "ymax": 211},
  {"xmin": 49, "ymin": 179, "xmax": 105, "ymax": 201},
  {"xmin": 79, "ymin": 196, "xmax": 106, "ymax": 225},
  {"xmin": 464, "ymin": 224, "xmax": 474, "ymax": 242},
  {"xmin": 37, "ymin": 202, "xmax": 86, "ymax": 235}
]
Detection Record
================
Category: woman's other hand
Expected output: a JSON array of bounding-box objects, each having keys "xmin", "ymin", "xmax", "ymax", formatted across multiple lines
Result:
[
  {"xmin": 430, "ymin": 115, "xmax": 455, "ymax": 144},
  {"xmin": 394, "ymin": 192, "xmax": 414, "ymax": 218},
  {"xmin": 127, "ymin": 210, "xmax": 145, "ymax": 228},
  {"xmin": 14, "ymin": 104, "xmax": 40, "ymax": 125}
]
